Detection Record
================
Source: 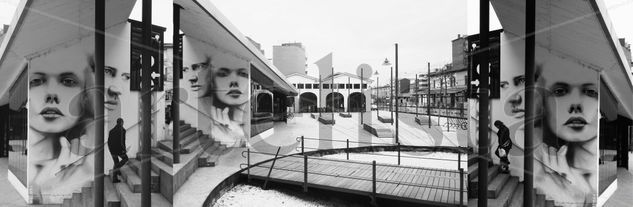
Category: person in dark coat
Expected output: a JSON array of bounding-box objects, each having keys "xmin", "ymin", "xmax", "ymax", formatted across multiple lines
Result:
[
  {"xmin": 108, "ymin": 118, "xmax": 128, "ymax": 182},
  {"xmin": 494, "ymin": 120, "xmax": 512, "ymax": 173}
]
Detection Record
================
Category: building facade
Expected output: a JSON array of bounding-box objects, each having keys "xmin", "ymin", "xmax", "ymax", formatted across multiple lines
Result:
[{"xmin": 272, "ymin": 42, "xmax": 307, "ymax": 75}]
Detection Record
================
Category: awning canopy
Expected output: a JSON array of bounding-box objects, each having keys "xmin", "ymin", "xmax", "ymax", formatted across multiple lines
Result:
[
  {"xmin": 174, "ymin": 0, "xmax": 298, "ymax": 96},
  {"xmin": 490, "ymin": 0, "xmax": 633, "ymax": 119},
  {"xmin": 0, "ymin": 0, "xmax": 137, "ymax": 105}
]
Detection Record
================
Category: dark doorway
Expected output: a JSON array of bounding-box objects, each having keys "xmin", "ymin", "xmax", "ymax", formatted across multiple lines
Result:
[
  {"xmin": 325, "ymin": 92, "xmax": 344, "ymax": 112},
  {"xmin": 272, "ymin": 91, "xmax": 287, "ymax": 121},
  {"xmin": 256, "ymin": 93, "xmax": 273, "ymax": 113},
  {"xmin": 299, "ymin": 92, "xmax": 317, "ymax": 112},
  {"xmin": 348, "ymin": 92, "xmax": 366, "ymax": 112},
  {"xmin": 0, "ymin": 104, "xmax": 8, "ymax": 157}
]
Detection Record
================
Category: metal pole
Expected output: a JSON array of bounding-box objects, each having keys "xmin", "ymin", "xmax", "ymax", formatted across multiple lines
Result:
[
  {"xmin": 397, "ymin": 143, "xmax": 401, "ymax": 165},
  {"xmin": 331, "ymin": 66, "xmax": 334, "ymax": 117},
  {"xmin": 460, "ymin": 168, "xmax": 464, "ymax": 206},
  {"xmin": 395, "ymin": 43, "xmax": 399, "ymax": 144},
  {"xmin": 458, "ymin": 151, "xmax": 461, "ymax": 170},
  {"xmin": 172, "ymin": 3, "xmax": 181, "ymax": 164},
  {"xmin": 478, "ymin": 0, "xmax": 490, "ymax": 206},
  {"xmin": 372, "ymin": 161, "xmax": 377, "ymax": 199},
  {"xmin": 416, "ymin": 74, "xmax": 419, "ymax": 117},
  {"xmin": 361, "ymin": 68, "xmax": 364, "ymax": 125},
  {"xmin": 390, "ymin": 66, "xmax": 393, "ymax": 125},
  {"xmin": 247, "ymin": 148, "xmax": 251, "ymax": 182},
  {"xmin": 94, "ymin": 0, "xmax": 105, "ymax": 206},
  {"xmin": 141, "ymin": 1, "xmax": 153, "ymax": 206},
  {"xmin": 525, "ymin": 0, "xmax": 536, "ymax": 206},
  {"xmin": 304, "ymin": 155, "xmax": 308, "ymax": 192},
  {"xmin": 427, "ymin": 63, "xmax": 431, "ymax": 128},
  {"xmin": 346, "ymin": 139, "xmax": 349, "ymax": 160},
  {"xmin": 348, "ymin": 77, "xmax": 351, "ymax": 114},
  {"xmin": 377, "ymin": 76, "xmax": 379, "ymax": 118},
  {"xmin": 301, "ymin": 136, "xmax": 304, "ymax": 154},
  {"xmin": 319, "ymin": 75, "xmax": 322, "ymax": 114}
]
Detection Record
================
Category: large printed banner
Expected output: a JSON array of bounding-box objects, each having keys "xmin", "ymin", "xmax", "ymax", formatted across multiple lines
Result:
[
  {"xmin": 181, "ymin": 37, "xmax": 250, "ymax": 149},
  {"xmin": 468, "ymin": 32, "xmax": 598, "ymax": 206},
  {"xmin": 28, "ymin": 41, "xmax": 95, "ymax": 204}
]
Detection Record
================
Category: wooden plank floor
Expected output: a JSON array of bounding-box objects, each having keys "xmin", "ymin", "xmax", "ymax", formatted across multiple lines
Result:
[{"xmin": 242, "ymin": 156, "xmax": 467, "ymax": 206}]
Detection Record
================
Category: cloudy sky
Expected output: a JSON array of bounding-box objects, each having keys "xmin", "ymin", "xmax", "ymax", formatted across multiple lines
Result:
[{"xmin": 1, "ymin": 0, "xmax": 631, "ymax": 83}]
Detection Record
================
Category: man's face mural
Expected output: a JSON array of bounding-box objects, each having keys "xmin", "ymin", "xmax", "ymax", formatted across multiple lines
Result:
[
  {"xmin": 184, "ymin": 60, "xmax": 211, "ymax": 98},
  {"xmin": 542, "ymin": 58, "xmax": 598, "ymax": 142},
  {"xmin": 103, "ymin": 66, "xmax": 129, "ymax": 112},
  {"xmin": 29, "ymin": 46, "xmax": 87, "ymax": 133}
]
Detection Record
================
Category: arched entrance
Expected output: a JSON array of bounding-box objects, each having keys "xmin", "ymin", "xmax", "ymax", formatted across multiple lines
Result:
[
  {"xmin": 256, "ymin": 93, "xmax": 273, "ymax": 113},
  {"xmin": 299, "ymin": 92, "xmax": 317, "ymax": 112},
  {"xmin": 325, "ymin": 92, "xmax": 344, "ymax": 112},
  {"xmin": 348, "ymin": 92, "xmax": 366, "ymax": 112}
]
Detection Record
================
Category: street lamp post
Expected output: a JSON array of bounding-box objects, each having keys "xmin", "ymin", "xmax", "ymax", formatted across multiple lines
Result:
[
  {"xmin": 374, "ymin": 70, "xmax": 379, "ymax": 118},
  {"xmin": 382, "ymin": 58, "xmax": 393, "ymax": 125}
]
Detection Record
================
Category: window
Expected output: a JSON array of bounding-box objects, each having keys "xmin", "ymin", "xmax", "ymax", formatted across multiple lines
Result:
[
  {"xmin": 293, "ymin": 84, "xmax": 297, "ymax": 87},
  {"xmin": 322, "ymin": 84, "xmax": 329, "ymax": 89},
  {"xmin": 332, "ymin": 84, "xmax": 337, "ymax": 89},
  {"xmin": 354, "ymin": 84, "xmax": 360, "ymax": 89},
  {"xmin": 297, "ymin": 84, "xmax": 304, "ymax": 89},
  {"xmin": 362, "ymin": 84, "xmax": 367, "ymax": 89},
  {"xmin": 346, "ymin": 84, "xmax": 352, "ymax": 89},
  {"xmin": 339, "ymin": 84, "xmax": 346, "ymax": 89},
  {"xmin": 313, "ymin": 84, "xmax": 320, "ymax": 89},
  {"xmin": 305, "ymin": 84, "xmax": 312, "ymax": 89}
]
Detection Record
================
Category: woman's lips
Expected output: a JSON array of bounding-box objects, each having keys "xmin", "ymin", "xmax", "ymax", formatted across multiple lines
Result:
[
  {"xmin": 227, "ymin": 90, "xmax": 242, "ymax": 98},
  {"xmin": 564, "ymin": 117, "xmax": 587, "ymax": 130},
  {"xmin": 40, "ymin": 107, "xmax": 63, "ymax": 119},
  {"xmin": 191, "ymin": 85, "xmax": 201, "ymax": 91},
  {"xmin": 105, "ymin": 100, "xmax": 118, "ymax": 111}
]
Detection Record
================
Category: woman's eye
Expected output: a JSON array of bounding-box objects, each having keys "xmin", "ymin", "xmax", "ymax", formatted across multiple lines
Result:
[
  {"xmin": 30, "ymin": 78, "xmax": 44, "ymax": 87},
  {"xmin": 583, "ymin": 89, "xmax": 598, "ymax": 98},
  {"xmin": 61, "ymin": 78, "xmax": 78, "ymax": 87},
  {"xmin": 216, "ymin": 71, "xmax": 229, "ymax": 77},
  {"xmin": 500, "ymin": 82, "xmax": 508, "ymax": 89},
  {"xmin": 238, "ymin": 71, "xmax": 248, "ymax": 78},
  {"xmin": 552, "ymin": 87, "xmax": 568, "ymax": 96},
  {"xmin": 105, "ymin": 69, "xmax": 114, "ymax": 76}
]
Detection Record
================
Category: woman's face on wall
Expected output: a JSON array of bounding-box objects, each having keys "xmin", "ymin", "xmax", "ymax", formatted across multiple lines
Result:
[
  {"xmin": 542, "ymin": 59, "xmax": 598, "ymax": 142},
  {"xmin": 29, "ymin": 48, "xmax": 86, "ymax": 133},
  {"xmin": 212, "ymin": 63, "xmax": 249, "ymax": 106}
]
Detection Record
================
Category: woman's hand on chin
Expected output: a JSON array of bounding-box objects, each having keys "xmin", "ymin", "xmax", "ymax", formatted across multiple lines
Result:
[{"xmin": 535, "ymin": 144, "xmax": 593, "ymax": 205}]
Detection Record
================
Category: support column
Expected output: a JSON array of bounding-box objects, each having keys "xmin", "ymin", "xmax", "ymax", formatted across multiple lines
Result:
[
  {"xmin": 94, "ymin": 0, "xmax": 105, "ymax": 206},
  {"xmin": 478, "ymin": 0, "xmax": 490, "ymax": 206},
  {"xmin": 172, "ymin": 3, "xmax": 181, "ymax": 164},
  {"xmin": 395, "ymin": 43, "xmax": 399, "ymax": 144},
  {"xmin": 524, "ymin": 0, "xmax": 536, "ymax": 206},
  {"xmin": 141, "ymin": 0, "xmax": 152, "ymax": 206}
]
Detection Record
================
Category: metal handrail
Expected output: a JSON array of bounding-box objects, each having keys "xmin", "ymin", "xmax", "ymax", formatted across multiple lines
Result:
[{"xmin": 248, "ymin": 164, "xmax": 465, "ymax": 192}]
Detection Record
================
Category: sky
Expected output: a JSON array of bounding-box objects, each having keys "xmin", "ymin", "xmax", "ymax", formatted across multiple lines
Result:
[{"xmin": 0, "ymin": 0, "xmax": 631, "ymax": 83}]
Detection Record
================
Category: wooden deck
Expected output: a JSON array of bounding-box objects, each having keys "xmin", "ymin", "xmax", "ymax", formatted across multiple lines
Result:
[{"xmin": 242, "ymin": 155, "xmax": 467, "ymax": 206}]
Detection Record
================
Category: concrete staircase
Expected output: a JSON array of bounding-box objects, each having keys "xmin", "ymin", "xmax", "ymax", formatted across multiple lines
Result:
[
  {"xmin": 171, "ymin": 120, "xmax": 229, "ymax": 193},
  {"xmin": 467, "ymin": 157, "xmax": 560, "ymax": 207},
  {"xmin": 60, "ymin": 176, "xmax": 123, "ymax": 207}
]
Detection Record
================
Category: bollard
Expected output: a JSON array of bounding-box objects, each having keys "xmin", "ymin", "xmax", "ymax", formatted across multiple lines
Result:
[
  {"xmin": 346, "ymin": 139, "xmax": 349, "ymax": 160},
  {"xmin": 304, "ymin": 155, "xmax": 308, "ymax": 192},
  {"xmin": 372, "ymin": 161, "xmax": 377, "ymax": 198},
  {"xmin": 447, "ymin": 117, "xmax": 451, "ymax": 132},
  {"xmin": 301, "ymin": 136, "xmax": 305, "ymax": 154}
]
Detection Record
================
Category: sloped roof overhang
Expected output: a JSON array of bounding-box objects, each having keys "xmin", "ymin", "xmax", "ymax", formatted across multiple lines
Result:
[
  {"xmin": 0, "ymin": 0, "xmax": 138, "ymax": 105},
  {"xmin": 175, "ymin": 0, "xmax": 298, "ymax": 96},
  {"xmin": 490, "ymin": 0, "xmax": 633, "ymax": 118}
]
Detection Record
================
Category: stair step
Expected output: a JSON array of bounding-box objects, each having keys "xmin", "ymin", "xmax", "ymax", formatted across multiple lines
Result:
[
  {"xmin": 179, "ymin": 123, "xmax": 191, "ymax": 131},
  {"xmin": 545, "ymin": 200, "xmax": 555, "ymax": 207},
  {"xmin": 120, "ymin": 165, "xmax": 160, "ymax": 193},
  {"xmin": 508, "ymin": 183, "xmax": 524, "ymax": 207},
  {"xmin": 72, "ymin": 192, "xmax": 82, "ymax": 207},
  {"xmin": 151, "ymin": 157, "xmax": 173, "ymax": 175},
  {"xmin": 82, "ymin": 185, "xmax": 93, "ymax": 207},
  {"xmin": 180, "ymin": 131, "xmax": 201, "ymax": 147},
  {"xmin": 488, "ymin": 177, "xmax": 518, "ymax": 207},
  {"xmin": 179, "ymin": 128, "xmax": 196, "ymax": 139},
  {"xmin": 468, "ymin": 163, "xmax": 478, "ymax": 181},
  {"xmin": 104, "ymin": 176, "xmax": 122, "ymax": 207},
  {"xmin": 114, "ymin": 183, "xmax": 171, "ymax": 207},
  {"xmin": 152, "ymin": 147, "xmax": 174, "ymax": 165},
  {"xmin": 488, "ymin": 173, "xmax": 510, "ymax": 198},
  {"xmin": 158, "ymin": 139, "xmax": 200, "ymax": 154},
  {"xmin": 473, "ymin": 165, "xmax": 499, "ymax": 184},
  {"xmin": 127, "ymin": 158, "xmax": 159, "ymax": 184}
]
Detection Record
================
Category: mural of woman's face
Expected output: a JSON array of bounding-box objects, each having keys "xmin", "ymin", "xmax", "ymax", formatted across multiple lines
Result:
[
  {"xmin": 29, "ymin": 47, "xmax": 87, "ymax": 134},
  {"xmin": 542, "ymin": 58, "xmax": 598, "ymax": 142},
  {"xmin": 213, "ymin": 66, "xmax": 249, "ymax": 106}
]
